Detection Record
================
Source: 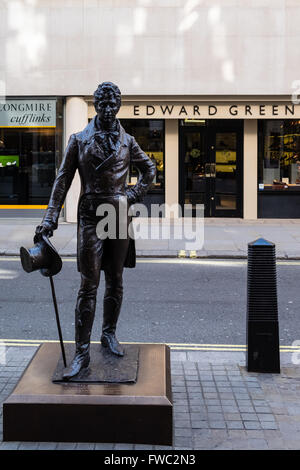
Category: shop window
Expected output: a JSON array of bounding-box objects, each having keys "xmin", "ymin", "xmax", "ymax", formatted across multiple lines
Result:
[
  {"xmin": 120, "ymin": 119, "xmax": 165, "ymax": 207},
  {"xmin": 258, "ymin": 120, "xmax": 300, "ymax": 192},
  {"xmin": 0, "ymin": 98, "xmax": 63, "ymax": 206}
]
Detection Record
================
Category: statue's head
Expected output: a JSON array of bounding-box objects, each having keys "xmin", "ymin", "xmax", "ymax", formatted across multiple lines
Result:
[{"xmin": 93, "ymin": 82, "xmax": 121, "ymax": 125}]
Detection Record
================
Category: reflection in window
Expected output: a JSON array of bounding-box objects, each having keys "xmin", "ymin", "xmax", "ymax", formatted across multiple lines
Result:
[
  {"xmin": 0, "ymin": 99, "xmax": 63, "ymax": 205},
  {"xmin": 0, "ymin": 128, "xmax": 58, "ymax": 204},
  {"xmin": 182, "ymin": 131, "xmax": 205, "ymax": 206},
  {"xmin": 180, "ymin": 119, "xmax": 206, "ymax": 127},
  {"xmin": 215, "ymin": 132, "xmax": 237, "ymax": 210},
  {"xmin": 258, "ymin": 120, "xmax": 300, "ymax": 191},
  {"xmin": 120, "ymin": 119, "xmax": 164, "ymax": 194}
]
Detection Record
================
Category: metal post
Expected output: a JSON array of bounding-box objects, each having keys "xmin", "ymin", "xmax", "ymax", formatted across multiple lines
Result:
[{"xmin": 247, "ymin": 238, "xmax": 280, "ymax": 373}]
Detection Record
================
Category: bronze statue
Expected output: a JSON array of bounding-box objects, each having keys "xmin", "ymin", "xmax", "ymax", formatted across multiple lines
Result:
[{"xmin": 34, "ymin": 82, "xmax": 156, "ymax": 380}]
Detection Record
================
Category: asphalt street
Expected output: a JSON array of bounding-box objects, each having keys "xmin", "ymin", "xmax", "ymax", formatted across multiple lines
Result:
[{"xmin": 0, "ymin": 257, "xmax": 299, "ymax": 347}]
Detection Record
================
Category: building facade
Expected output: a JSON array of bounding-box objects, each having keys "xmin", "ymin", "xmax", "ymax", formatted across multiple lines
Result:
[{"xmin": 1, "ymin": 0, "xmax": 300, "ymax": 220}]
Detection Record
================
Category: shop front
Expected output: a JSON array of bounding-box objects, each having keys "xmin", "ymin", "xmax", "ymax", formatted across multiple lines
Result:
[
  {"xmin": 2, "ymin": 95, "xmax": 300, "ymax": 220},
  {"xmin": 258, "ymin": 119, "xmax": 300, "ymax": 218},
  {"xmin": 0, "ymin": 98, "xmax": 63, "ymax": 218},
  {"xmin": 115, "ymin": 97, "xmax": 300, "ymax": 220}
]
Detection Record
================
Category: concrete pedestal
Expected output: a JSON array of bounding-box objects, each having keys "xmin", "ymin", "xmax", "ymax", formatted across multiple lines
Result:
[{"xmin": 3, "ymin": 343, "xmax": 173, "ymax": 445}]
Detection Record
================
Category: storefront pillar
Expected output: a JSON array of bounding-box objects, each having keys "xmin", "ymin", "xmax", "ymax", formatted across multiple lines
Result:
[
  {"xmin": 165, "ymin": 119, "xmax": 179, "ymax": 217},
  {"xmin": 64, "ymin": 97, "xmax": 88, "ymax": 223},
  {"xmin": 243, "ymin": 120, "xmax": 258, "ymax": 219}
]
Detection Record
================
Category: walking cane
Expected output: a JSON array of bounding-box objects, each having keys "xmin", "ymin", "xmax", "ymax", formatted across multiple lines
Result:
[
  {"xmin": 20, "ymin": 233, "xmax": 67, "ymax": 368},
  {"xmin": 49, "ymin": 275, "xmax": 67, "ymax": 368}
]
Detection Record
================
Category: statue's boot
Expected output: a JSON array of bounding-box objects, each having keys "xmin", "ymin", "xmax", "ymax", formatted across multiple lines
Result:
[
  {"xmin": 63, "ymin": 308, "xmax": 92, "ymax": 380},
  {"xmin": 101, "ymin": 296, "xmax": 124, "ymax": 356}
]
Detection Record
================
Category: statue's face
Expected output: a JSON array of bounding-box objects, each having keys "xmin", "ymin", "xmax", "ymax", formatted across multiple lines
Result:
[{"xmin": 95, "ymin": 92, "xmax": 120, "ymax": 125}]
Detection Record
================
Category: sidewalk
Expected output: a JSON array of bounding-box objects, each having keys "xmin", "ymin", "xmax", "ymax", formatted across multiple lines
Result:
[
  {"xmin": 1, "ymin": 218, "xmax": 300, "ymax": 258},
  {"xmin": 1, "ymin": 345, "xmax": 300, "ymax": 450}
]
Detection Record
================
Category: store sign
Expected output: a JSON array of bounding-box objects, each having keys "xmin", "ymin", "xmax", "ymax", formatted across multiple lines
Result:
[
  {"xmin": 0, "ymin": 99, "xmax": 56, "ymax": 127},
  {"xmin": 117, "ymin": 102, "xmax": 300, "ymax": 119}
]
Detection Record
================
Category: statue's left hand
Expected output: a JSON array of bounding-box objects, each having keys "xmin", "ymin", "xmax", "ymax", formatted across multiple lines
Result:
[
  {"xmin": 125, "ymin": 188, "xmax": 137, "ymax": 205},
  {"xmin": 34, "ymin": 222, "xmax": 54, "ymax": 243}
]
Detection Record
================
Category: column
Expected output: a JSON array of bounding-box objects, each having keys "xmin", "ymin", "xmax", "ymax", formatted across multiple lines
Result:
[
  {"xmin": 164, "ymin": 119, "xmax": 179, "ymax": 218},
  {"xmin": 64, "ymin": 97, "xmax": 88, "ymax": 223},
  {"xmin": 243, "ymin": 119, "xmax": 258, "ymax": 219}
]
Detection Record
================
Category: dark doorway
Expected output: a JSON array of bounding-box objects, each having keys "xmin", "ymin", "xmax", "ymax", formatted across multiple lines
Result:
[{"xmin": 179, "ymin": 119, "xmax": 243, "ymax": 217}]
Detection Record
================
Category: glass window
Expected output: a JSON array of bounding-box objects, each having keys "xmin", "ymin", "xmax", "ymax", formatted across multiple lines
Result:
[
  {"xmin": 181, "ymin": 129, "xmax": 206, "ymax": 207},
  {"xmin": 215, "ymin": 131, "xmax": 237, "ymax": 210},
  {"xmin": 120, "ymin": 119, "xmax": 165, "ymax": 195},
  {"xmin": 0, "ymin": 98, "xmax": 63, "ymax": 206},
  {"xmin": 258, "ymin": 120, "xmax": 300, "ymax": 191}
]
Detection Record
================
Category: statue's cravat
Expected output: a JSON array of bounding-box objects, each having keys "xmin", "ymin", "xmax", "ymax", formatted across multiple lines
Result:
[{"xmin": 94, "ymin": 120, "xmax": 120, "ymax": 159}]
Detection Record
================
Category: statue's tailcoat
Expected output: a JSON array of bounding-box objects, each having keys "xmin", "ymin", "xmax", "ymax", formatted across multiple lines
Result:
[{"xmin": 42, "ymin": 117, "xmax": 156, "ymax": 271}]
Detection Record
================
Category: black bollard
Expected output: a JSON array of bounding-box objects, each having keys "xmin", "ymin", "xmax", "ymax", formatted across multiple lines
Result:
[{"xmin": 247, "ymin": 238, "xmax": 280, "ymax": 373}]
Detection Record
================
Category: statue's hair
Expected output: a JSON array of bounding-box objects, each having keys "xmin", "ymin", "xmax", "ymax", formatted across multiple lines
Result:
[{"xmin": 93, "ymin": 82, "xmax": 121, "ymax": 107}]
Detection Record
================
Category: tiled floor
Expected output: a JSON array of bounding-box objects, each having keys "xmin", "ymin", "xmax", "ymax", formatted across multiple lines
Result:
[{"xmin": 1, "ymin": 346, "xmax": 300, "ymax": 450}]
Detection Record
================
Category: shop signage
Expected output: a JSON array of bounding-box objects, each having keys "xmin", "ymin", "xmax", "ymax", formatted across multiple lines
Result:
[
  {"xmin": 117, "ymin": 102, "xmax": 300, "ymax": 119},
  {"xmin": 0, "ymin": 99, "xmax": 56, "ymax": 127}
]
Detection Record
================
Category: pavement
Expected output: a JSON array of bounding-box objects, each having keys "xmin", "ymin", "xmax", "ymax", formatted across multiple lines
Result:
[
  {"xmin": 1, "ymin": 217, "xmax": 300, "ymax": 451},
  {"xmin": 1, "ymin": 217, "xmax": 300, "ymax": 258},
  {"xmin": 1, "ymin": 345, "xmax": 300, "ymax": 450}
]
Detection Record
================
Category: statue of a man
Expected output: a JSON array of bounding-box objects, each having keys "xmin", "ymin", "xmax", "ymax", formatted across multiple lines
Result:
[{"xmin": 34, "ymin": 82, "xmax": 156, "ymax": 380}]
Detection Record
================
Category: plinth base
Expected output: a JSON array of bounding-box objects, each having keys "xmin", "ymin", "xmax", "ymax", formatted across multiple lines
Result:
[
  {"xmin": 52, "ymin": 343, "xmax": 140, "ymax": 383},
  {"xmin": 3, "ymin": 342, "xmax": 173, "ymax": 445}
]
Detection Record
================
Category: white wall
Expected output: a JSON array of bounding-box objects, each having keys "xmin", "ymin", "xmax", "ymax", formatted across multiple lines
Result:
[
  {"xmin": 0, "ymin": 0, "xmax": 299, "ymax": 96},
  {"xmin": 243, "ymin": 120, "xmax": 258, "ymax": 220},
  {"xmin": 64, "ymin": 97, "xmax": 88, "ymax": 223}
]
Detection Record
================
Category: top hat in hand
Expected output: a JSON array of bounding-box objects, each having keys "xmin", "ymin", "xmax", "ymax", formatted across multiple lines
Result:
[{"xmin": 20, "ymin": 233, "xmax": 62, "ymax": 277}]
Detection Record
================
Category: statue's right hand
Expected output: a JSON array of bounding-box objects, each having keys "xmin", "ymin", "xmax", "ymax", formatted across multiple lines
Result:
[{"xmin": 34, "ymin": 223, "xmax": 54, "ymax": 243}]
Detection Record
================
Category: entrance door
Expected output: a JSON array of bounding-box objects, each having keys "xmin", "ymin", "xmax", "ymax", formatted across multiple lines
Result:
[{"xmin": 179, "ymin": 120, "xmax": 243, "ymax": 217}]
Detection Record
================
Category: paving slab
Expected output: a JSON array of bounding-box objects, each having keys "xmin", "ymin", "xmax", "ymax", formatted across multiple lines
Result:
[{"xmin": 1, "ymin": 345, "xmax": 300, "ymax": 450}]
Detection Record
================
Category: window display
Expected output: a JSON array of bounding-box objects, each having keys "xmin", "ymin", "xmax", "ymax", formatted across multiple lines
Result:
[
  {"xmin": 120, "ymin": 119, "xmax": 165, "ymax": 196},
  {"xmin": 258, "ymin": 120, "xmax": 300, "ymax": 191},
  {"xmin": 0, "ymin": 98, "xmax": 63, "ymax": 207}
]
